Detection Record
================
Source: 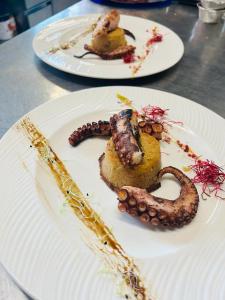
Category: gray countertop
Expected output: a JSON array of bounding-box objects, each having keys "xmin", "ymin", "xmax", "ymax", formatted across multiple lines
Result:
[{"xmin": 0, "ymin": 0, "xmax": 225, "ymax": 139}]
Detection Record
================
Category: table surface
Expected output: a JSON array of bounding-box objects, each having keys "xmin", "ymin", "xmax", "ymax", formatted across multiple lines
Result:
[{"xmin": 0, "ymin": 0, "xmax": 225, "ymax": 139}]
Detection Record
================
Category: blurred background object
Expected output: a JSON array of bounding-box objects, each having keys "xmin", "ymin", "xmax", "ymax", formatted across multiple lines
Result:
[
  {"xmin": 91, "ymin": 0, "xmax": 173, "ymax": 8},
  {"xmin": 0, "ymin": 0, "xmax": 77, "ymax": 37},
  {"xmin": 0, "ymin": 2, "xmax": 16, "ymax": 41},
  {"xmin": 197, "ymin": 0, "xmax": 225, "ymax": 23},
  {"xmin": 177, "ymin": 0, "xmax": 197, "ymax": 6}
]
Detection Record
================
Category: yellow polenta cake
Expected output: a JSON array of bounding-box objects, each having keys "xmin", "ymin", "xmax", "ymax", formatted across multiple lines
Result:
[{"xmin": 99, "ymin": 132, "xmax": 161, "ymax": 189}]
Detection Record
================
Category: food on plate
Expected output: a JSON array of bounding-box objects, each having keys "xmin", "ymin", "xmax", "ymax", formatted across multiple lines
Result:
[
  {"xmin": 110, "ymin": 109, "xmax": 143, "ymax": 166},
  {"xmin": 69, "ymin": 120, "xmax": 111, "ymax": 146},
  {"xmin": 189, "ymin": 159, "xmax": 225, "ymax": 199},
  {"xmin": 69, "ymin": 108, "xmax": 199, "ymax": 229},
  {"xmin": 99, "ymin": 132, "xmax": 161, "ymax": 190},
  {"xmin": 117, "ymin": 166, "xmax": 199, "ymax": 228},
  {"xmin": 74, "ymin": 10, "xmax": 136, "ymax": 60},
  {"xmin": 83, "ymin": 44, "xmax": 136, "ymax": 60},
  {"xmin": 91, "ymin": 27, "xmax": 127, "ymax": 53},
  {"xmin": 93, "ymin": 9, "xmax": 120, "ymax": 38},
  {"xmin": 68, "ymin": 111, "xmax": 163, "ymax": 147}
]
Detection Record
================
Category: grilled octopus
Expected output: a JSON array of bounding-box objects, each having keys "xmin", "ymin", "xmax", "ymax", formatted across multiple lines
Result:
[
  {"xmin": 93, "ymin": 9, "xmax": 120, "ymax": 38},
  {"xmin": 74, "ymin": 10, "xmax": 136, "ymax": 60},
  {"xmin": 68, "ymin": 121, "xmax": 111, "ymax": 146},
  {"xmin": 110, "ymin": 109, "xmax": 143, "ymax": 166},
  {"xmin": 82, "ymin": 44, "xmax": 135, "ymax": 60},
  {"xmin": 69, "ymin": 109, "xmax": 143, "ymax": 166},
  {"xmin": 69, "ymin": 109, "xmax": 163, "ymax": 165},
  {"xmin": 69, "ymin": 110, "xmax": 163, "ymax": 147},
  {"xmin": 117, "ymin": 166, "xmax": 199, "ymax": 228},
  {"xmin": 68, "ymin": 109, "xmax": 199, "ymax": 228}
]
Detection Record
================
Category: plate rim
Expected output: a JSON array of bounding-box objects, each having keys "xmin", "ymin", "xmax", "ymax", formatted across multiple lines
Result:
[
  {"xmin": 1, "ymin": 86, "xmax": 225, "ymax": 144},
  {"xmin": 1, "ymin": 86, "xmax": 224, "ymax": 144},
  {"xmin": 32, "ymin": 13, "xmax": 184, "ymax": 79}
]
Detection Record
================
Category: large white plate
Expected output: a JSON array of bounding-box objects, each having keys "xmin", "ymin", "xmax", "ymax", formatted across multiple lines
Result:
[
  {"xmin": 0, "ymin": 86, "xmax": 225, "ymax": 300},
  {"xmin": 33, "ymin": 14, "xmax": 184, "ymax": 79}
]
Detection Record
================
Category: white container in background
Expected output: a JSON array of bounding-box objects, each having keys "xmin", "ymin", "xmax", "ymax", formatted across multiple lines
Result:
[
  {"xmin": 0, "ymin": 14, "xmax": 16, "ymax": 41},
  {"xmin": 198, "ymin": 3, "xmax": 225, "ymax": 23}
]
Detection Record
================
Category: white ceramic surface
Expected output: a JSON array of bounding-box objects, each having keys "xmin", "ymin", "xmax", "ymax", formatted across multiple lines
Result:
[
  {"xmin": 0, "ymin": 87, "xmax": 225, "ymax": 300},
  {"xmin": 33, "ymin": 14, "xmax": 184, "ymax": 79}
]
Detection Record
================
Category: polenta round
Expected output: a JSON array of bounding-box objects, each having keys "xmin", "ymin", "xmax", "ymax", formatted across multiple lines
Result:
[
  {"xmin": 91, "ymin": 28, "xmax": 127, "ymax": 53},
  {"xmin": 99, "ymin": 132, "xmax": 161, "ymax": 190}
]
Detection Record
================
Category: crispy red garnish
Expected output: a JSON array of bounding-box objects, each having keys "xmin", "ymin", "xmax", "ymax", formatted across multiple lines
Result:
[
  {"xmin": 123, "ymin": 52, "xmax": 136, "ymax": 64},
  {"xmin": 189, "ymin": 160, "xmax": 225, "ymax": 199},
  {"xmin": 147, "ymin": 34, "xmax": 163, "ymax": 46},
  {"xmin": 140, "ymin": 105, "xmax": 168, "ymax": 122},
  {"xmin": 140, "ymin": 105, "xmax": 168, "ymax": 123},
  {"xmin": 139, "ymin": 105, "xmax": 183, "ymax": 128}
]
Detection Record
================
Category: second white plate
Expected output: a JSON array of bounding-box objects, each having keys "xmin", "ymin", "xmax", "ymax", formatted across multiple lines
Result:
[{"xmin": 33, "ymin": 14, "xmax": 184, "ymax": 79}]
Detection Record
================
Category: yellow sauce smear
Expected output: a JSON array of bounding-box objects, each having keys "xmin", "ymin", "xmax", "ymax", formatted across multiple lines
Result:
[
  {"xmin": 116, "ymin": 93, "xmax": 136, "ymax": 111},
  {"xmin": 20, "ymin": 118, "xmax": 149, "ymax": 300}
]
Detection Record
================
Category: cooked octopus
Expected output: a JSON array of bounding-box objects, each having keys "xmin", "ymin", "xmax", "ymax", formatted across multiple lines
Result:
[
  {"xmin": 83, "ymin": 44, "xmax": 136, "ymax": 60},
  {"xmin": 73, "ymin": 10, "xmax": 136, "ymax": 61},
  {"xmin": 117, "ymin": 166, "xmax": 199, "ymax": 228},
  {"xmin": 138, "ymin": 120, "xmax": 163, "ymax": 141},
  {"xmin": 69, "ymin": 121, "xmax": 111, "ymax": 146},
  {"xmin": 93, "ymin": 10, "xmax": 120, "ymax": 38},
  {"xmin": 69, "ymin": 110, "xmax": 199, "ymax": 229},
  {"xmin": 110, "ymin": 109, "xmax": 143, "ymax": 166},
  {"xmin": 68, "ymin": 110, "xmax": 163, "ymax": 146}
]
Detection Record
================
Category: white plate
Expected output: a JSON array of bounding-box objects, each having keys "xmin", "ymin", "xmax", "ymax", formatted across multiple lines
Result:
[
  {"xmin": 33, "ymin": 14, "xmax": 184, "ymax": 79},
  {"xmin": 0, "ymin": 86, "xmax": 225, "ymax": 300}
]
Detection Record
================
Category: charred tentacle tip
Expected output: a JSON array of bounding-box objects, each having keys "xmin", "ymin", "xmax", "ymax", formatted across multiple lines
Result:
[{"xmin": 116, "ymin": 166, "xmax": 199, "ymax": 229}]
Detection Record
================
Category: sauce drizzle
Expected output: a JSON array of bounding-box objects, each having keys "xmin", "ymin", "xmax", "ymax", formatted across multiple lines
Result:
[{"xmin": 20, "ymin": 118, "xmax": 149, "ymax": 300}]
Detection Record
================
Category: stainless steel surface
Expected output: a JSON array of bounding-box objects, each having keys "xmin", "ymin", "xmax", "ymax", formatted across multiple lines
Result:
[
  {"xmin": 198, "ymin": 3, "xmax": 225, "ymax": 22},
  {"xmin": 0, "ymin": 0, "xmax": 225, "ymax": 140},
  {"xmin": 52, "ymin": 0, "xmax": 80, "ymax": 14},
  {"xmin": 27, "ymin": 2, "xmax": 52, "ymax": 27}
]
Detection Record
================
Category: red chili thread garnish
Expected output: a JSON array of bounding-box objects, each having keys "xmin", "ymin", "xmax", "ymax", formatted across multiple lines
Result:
[
  {"xmin": 190, "ymin": 160, "xmax": 225, "ymax": 200},
  {"xmin": 123, "ymin": 53, "xmax": 136, "ymax": 64},
  {"xmin": 139, "ymin": 105, "xmax": 183, "ymax": 133},
  {"xmin": 140, "ymin": 105, "xmax": 169, "ymax": 122}
]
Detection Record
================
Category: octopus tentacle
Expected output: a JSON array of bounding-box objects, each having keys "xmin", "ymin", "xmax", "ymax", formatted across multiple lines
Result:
[
  {"xmin": 83, "ymin": 44, "xmax": 135, "ymax": 60},
  {"xmin": 69, "ymin": 121, "xmax": 111, "ymax": 146},
  {"xmin": 117, "ymin": 166, "xmax": 199, "ymax": 228},
  {"xmin": 68, "ymin": 111, "xmax": 163, "ymax": 147},
  {"xmin": 110, "ymin": 109, "xmax": 143, "ymax": 166},
  {"xmin": 138, "ymin": 120, "xmax": 164, "ymax": 140}
]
